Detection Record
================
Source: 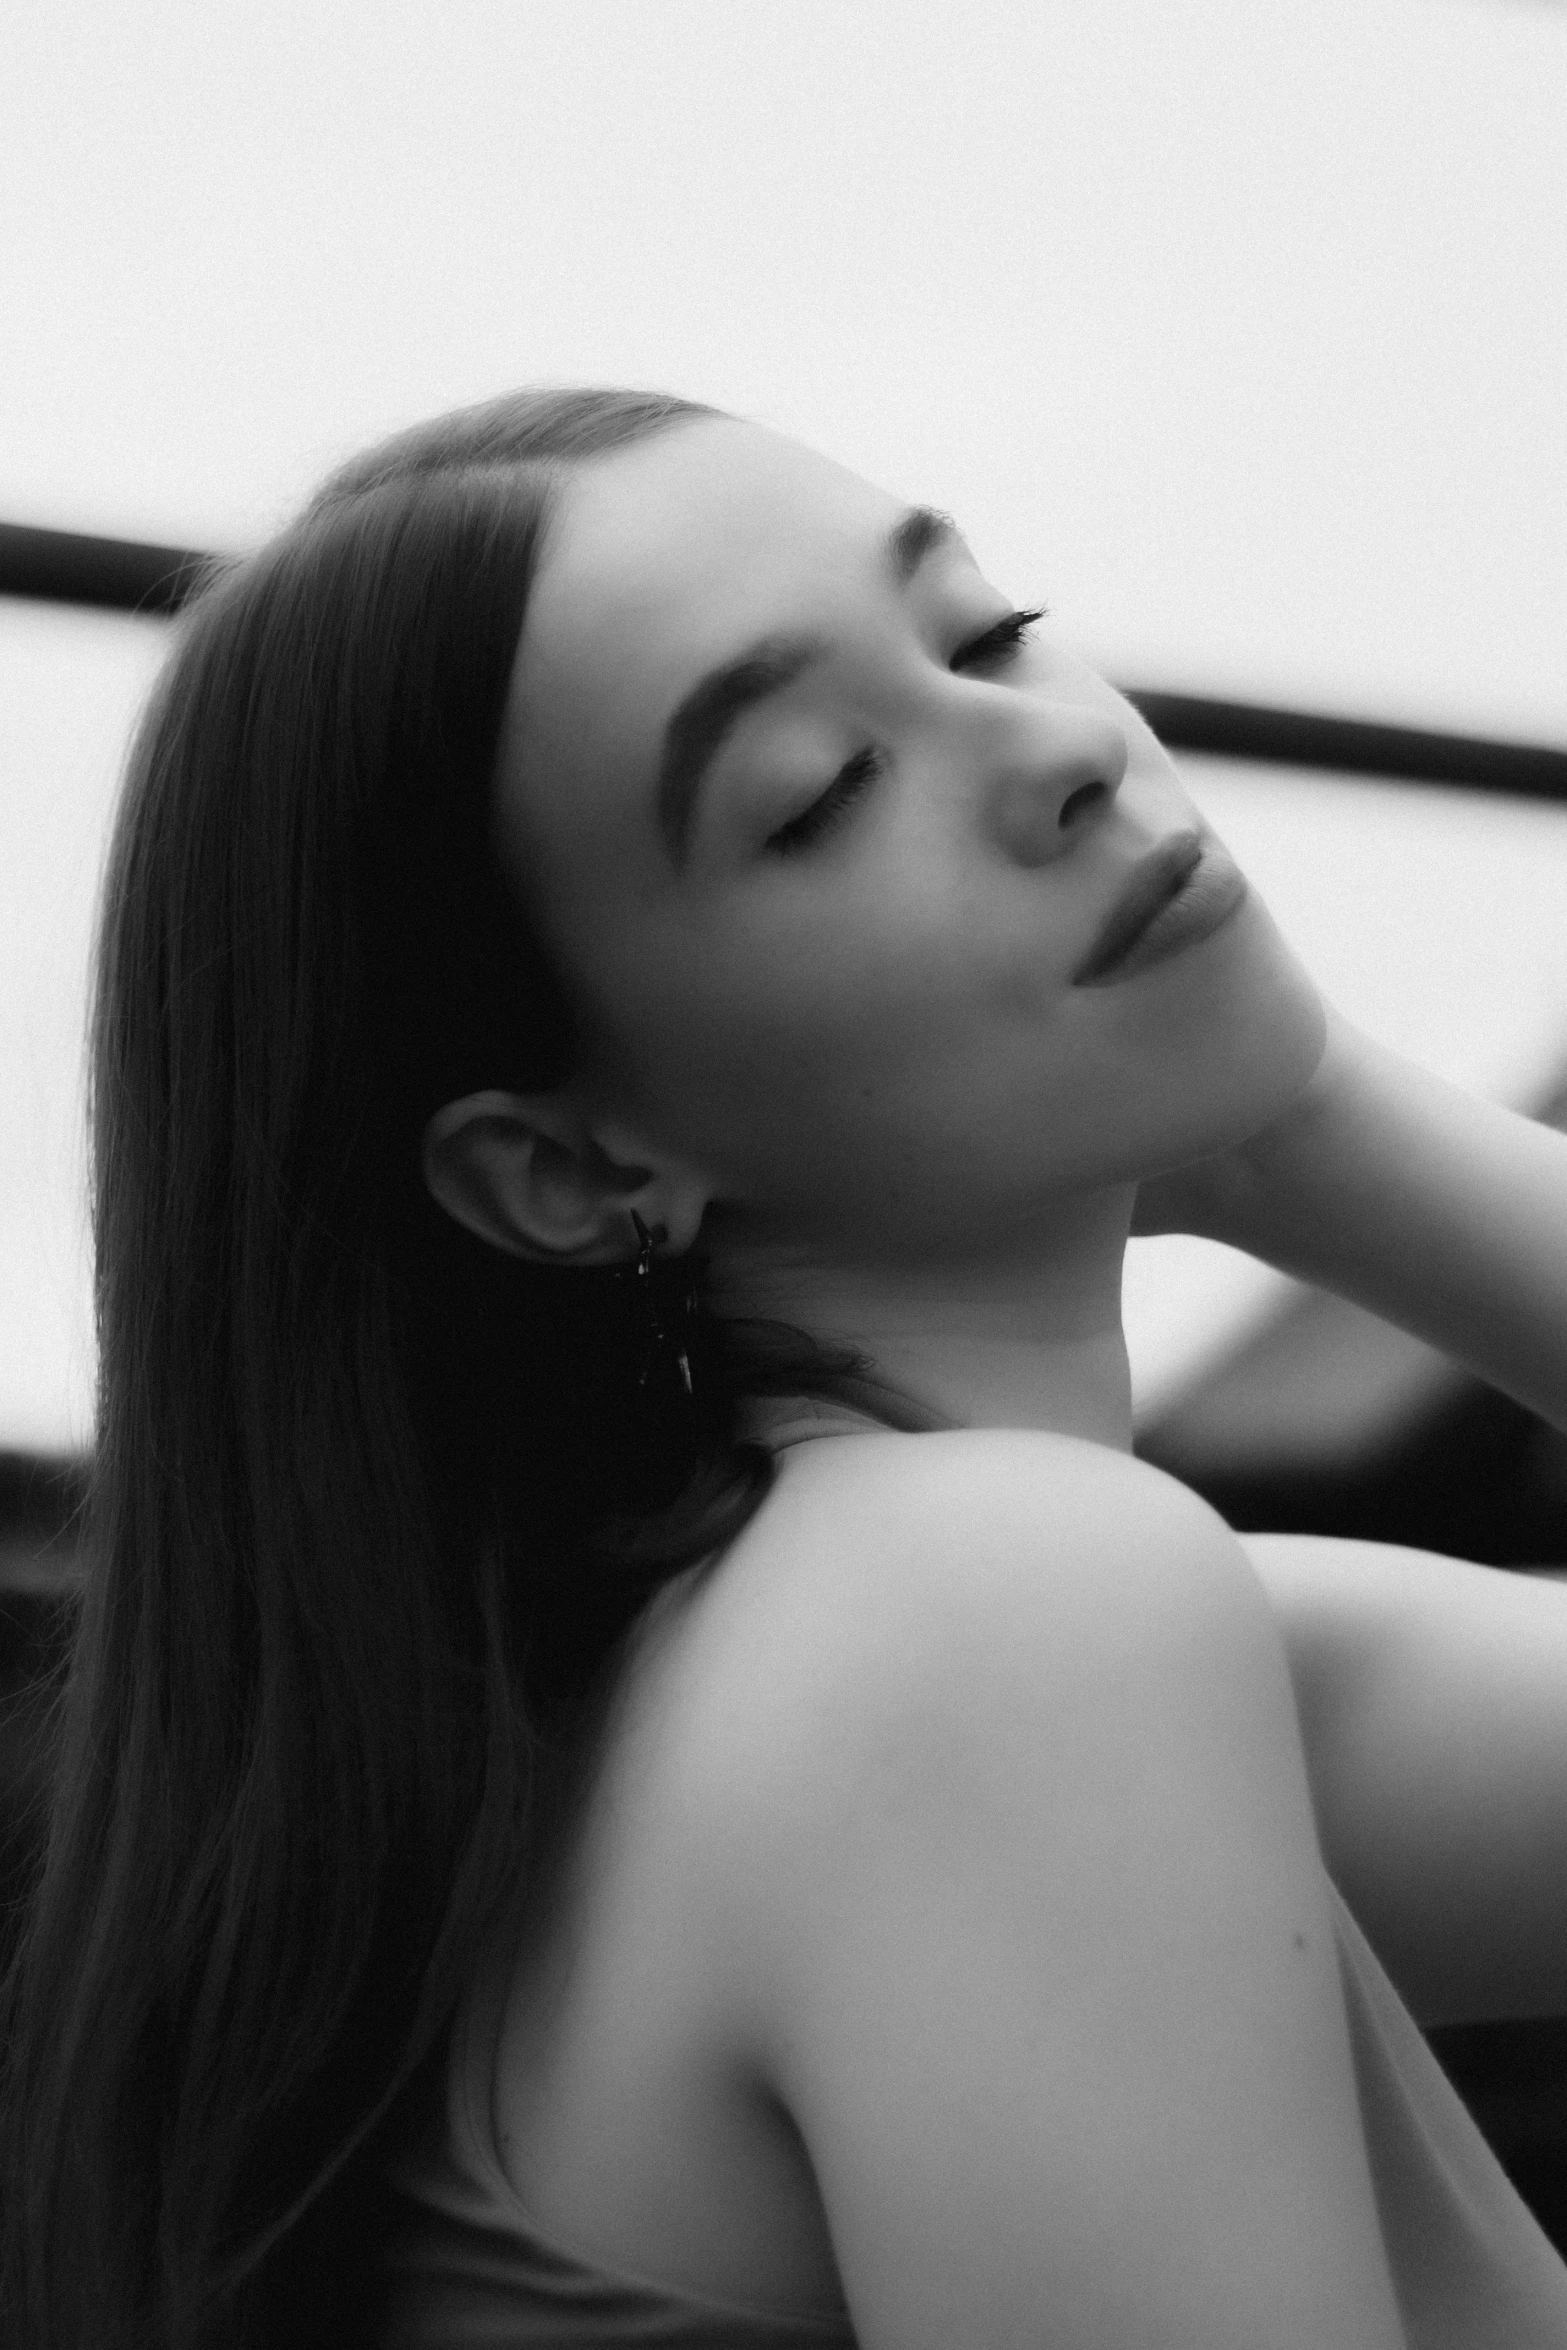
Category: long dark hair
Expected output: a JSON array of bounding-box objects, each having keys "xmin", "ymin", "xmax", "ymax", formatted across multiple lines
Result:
[{"xmin": 0, "ymin": 387, "xmax": 935, "ymax": 2350}]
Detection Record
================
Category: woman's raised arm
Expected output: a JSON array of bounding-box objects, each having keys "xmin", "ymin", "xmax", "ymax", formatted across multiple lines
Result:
[
  {"xmin": 686, "ymin": 1431, "xmax": 1410, "ymax": 2350},
  {"xmin": 1134, "ymin": 1002, "xmax": 1567, "ymax": 1435}
]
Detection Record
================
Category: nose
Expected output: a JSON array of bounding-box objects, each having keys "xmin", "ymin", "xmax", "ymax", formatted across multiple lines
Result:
[{"xmin": 985, "ymin": 706, "xmax": 1129, "ymax": 867}]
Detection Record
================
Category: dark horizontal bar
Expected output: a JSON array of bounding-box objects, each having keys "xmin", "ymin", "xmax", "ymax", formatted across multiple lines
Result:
[
  {"xmin": 0, "ymin": 1448, "xmax": 90, "ymax": 1539},
  {"xmin": 0, "ymin": 520, "xmax": 213, "ymax": 616},
  {"xmin": 1125, "ymin": 689, "xmax": 1567, "ymax": 804},
  {"xmin": 4, "ymin": 522, "xmax": 1567, "ymax": 802}
]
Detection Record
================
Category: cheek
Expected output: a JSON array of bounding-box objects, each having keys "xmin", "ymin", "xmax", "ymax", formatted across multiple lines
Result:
[
  {"xmin": 574, "ymin": 895, "xmax": 940, "ymax": 1117},
  {"xmin": 558, "ymin": 870, "xmax": 1320, "ymax": 1231},
  {"xmin": 579, "ymin": 896, "xmax": 1087, "ymax": 1207},
  {"xmin": 606, "ymin": 938, "xmax": 940, "ymax": 1145}
]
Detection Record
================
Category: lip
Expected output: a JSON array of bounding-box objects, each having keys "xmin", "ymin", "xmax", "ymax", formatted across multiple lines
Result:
[{"xmin": 1071, "ymin": 829, "xmax": 1247, "ymax": 987}]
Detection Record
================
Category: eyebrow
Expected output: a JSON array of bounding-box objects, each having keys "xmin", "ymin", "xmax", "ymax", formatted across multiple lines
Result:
[{"xmin": 655, "ymin": 504, "xmax": 963, "ymax": 867}]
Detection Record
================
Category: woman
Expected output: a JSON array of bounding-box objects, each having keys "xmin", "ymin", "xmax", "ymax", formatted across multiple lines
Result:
[{"xmin": 2, "ymin": 385, "xmax": 1566, "ymax": 2349}]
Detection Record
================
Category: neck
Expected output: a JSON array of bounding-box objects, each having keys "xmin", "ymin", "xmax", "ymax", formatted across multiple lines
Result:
[{"xmin": 708, "ymin": 1185, "xmax": 1137, "ymax": 1454}]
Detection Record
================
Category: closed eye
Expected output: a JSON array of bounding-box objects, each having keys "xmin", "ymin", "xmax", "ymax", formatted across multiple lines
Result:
[
  {"xmin": 765, "ymin": 744, "xmax": 881, "ymax": 857},
  {"xmin": 952, "ymin": 605, "xmax": 1049, "ymax": 670},
  {"xmin": 763, "ymin": 605, "xmax": 1049, "ymax": 859}
]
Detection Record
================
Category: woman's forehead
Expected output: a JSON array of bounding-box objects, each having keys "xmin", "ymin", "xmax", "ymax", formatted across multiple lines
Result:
[{"xmin": 536, "ymin": 418, "xmax": 903, "ymax": 633}]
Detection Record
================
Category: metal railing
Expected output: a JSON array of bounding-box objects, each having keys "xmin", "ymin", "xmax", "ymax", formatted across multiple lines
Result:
[{"xmin": 5, "ymin": 517, "xmax": 1567, "ymax": 804}]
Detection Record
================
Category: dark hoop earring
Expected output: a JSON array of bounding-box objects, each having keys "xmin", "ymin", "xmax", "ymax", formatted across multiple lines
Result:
[{"xmin": 629, "ymin": 1210, "xmax": 696, "ymax": 1401}]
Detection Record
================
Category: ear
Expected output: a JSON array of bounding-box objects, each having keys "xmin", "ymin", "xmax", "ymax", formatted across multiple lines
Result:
[{"xmin": 422, "ymin": 1089, "xmax": 708, "ymax": 1267}]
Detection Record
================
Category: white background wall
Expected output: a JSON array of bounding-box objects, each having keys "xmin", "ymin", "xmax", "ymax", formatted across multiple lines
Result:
[{"xmin": 3, "ymin": 0, "xmax": 1565, "ymax": 1448}]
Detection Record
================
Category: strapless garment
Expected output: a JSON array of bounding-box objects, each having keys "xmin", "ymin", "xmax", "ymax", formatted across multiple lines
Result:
[{"xmin": 1328, "ymin": 1880, "xmax": 1567, "ymax": 2345}]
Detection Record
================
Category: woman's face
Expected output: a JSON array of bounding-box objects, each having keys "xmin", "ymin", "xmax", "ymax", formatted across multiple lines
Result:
[{"xmin": 493, "ymin": 418, "xmax": 1325, "ymax": 1262}]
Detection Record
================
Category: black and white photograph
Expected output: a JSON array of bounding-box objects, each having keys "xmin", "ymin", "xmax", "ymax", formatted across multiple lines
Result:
[{"xmin": 2, "ymin": 3, "xmax": 1567, "ymax": 2343}]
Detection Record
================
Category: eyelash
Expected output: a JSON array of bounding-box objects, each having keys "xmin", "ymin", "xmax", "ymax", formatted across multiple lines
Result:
[{"xmin": 764, "ymin": 605, "xmax": 1049, "ymax": 858}]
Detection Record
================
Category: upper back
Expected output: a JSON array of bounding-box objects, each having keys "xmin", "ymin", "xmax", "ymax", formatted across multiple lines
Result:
[{"xmin": 623, "ymin": 1425, "xmax": 1412, "ymax": 2349}]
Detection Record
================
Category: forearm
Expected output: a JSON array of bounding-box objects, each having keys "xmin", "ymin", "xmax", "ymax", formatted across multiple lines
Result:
[{"xmin": 1198, "ymin": 1013, "xmax": 1567, "ymax": 1435}]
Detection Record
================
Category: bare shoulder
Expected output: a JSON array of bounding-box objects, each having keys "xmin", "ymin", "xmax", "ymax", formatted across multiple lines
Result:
[
  {"xmin": 658, "ymin": 1424, "xmax": 1310, "ymax": 2020},
  {"xmin": 672, "ymin": 1427, "xmax": 1284, "ymax": 1798},
  {"xmin": 659, "ymin": 1429, "xmax": 1406, "ymax": 2344}
]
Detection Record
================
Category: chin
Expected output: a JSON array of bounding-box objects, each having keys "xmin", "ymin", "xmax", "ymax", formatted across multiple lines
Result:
[
  {"xmin": 1111, "ymin": 903, "xmax": 1329, "ymax": 1176},
  {"xmin": 1188, "ymin": 920, "xmax": 1330, "ymax": 1151}
]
